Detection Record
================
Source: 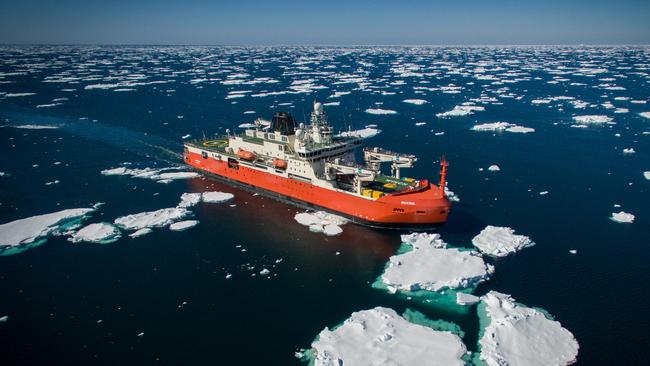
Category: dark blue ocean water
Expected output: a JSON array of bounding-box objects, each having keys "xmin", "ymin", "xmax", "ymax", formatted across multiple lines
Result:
[{"xmin": 0, "ymin": 46, "xmax": 648, "ymax": 365}]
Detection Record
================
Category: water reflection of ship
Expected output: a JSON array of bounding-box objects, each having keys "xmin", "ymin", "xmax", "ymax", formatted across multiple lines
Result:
[{"xmin": 186, "ymin": 177, "xmax": 401, "ymax": 271}]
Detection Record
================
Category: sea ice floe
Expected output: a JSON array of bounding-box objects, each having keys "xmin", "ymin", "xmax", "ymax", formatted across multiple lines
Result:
[
  {"xmin": 610, "ymin": 211, "xmax": 635, "ymax": 223},
  {"xmin": 436, "ymin": 105, "xmax": 484, "ymax": 118},
  {"xmin": 101, "ymin": 166, "xmax": 198, "ymax": 183},
  {"xmin": 69, "ymin": 222, "xmax": 121, "ymax": 244},
  {"xmin": 114, "ymin": 208, "xmax": 191, "ymax": 231},
  {"xmin": 470, "ymin": 122, "xmax": 534, "ymax": 133},
  {"xmin": 129, "ymin": 228, "xmax": 153, "ymax": 238},
  {"xmin": 456, "ymin": 292, "xmax": 480, "ymax": 306},
  {"xmin": 572, "ymin": 115, "xmax": 614, "ymax": 125},
  {"xmin": 169, "ymin": 220, "xmax": 199, "ymax": 231},
  {"xmin": 364, "ymin": 108, "xmax": 397, "ymax": 115},
  {"xmin": 402, "ymin": 99, "xmax": 428, "ymax": 105},
  {"xmin": 308, "ymin": 307, "xmax": 467, "ymax": 366},
  {"xmin": 472, "ymin": 226, "xmax": 535, "ymax": 257},
  {"xmin": 639, "ymin": 112, "xmax": 650, "ymax": 119},
  {"xmin": 477, "ymin": 291, "xmax": 579, "ymax": 366},
  {"xmin": 202, "ymin": 191, "xmax": 234, "ymax": 203},
  {"xmin": 294, "ymin": 211, "xmax": 348, "ymax": 236},
  {"xmin": 488, "ymin": 165, "xmax": 500, "ymax": 172},
  {"xmin": 10, "ymin": 124, "xmax": 60, "ymax": 129},
  {"xmin": 337, "ymin": 127, "xmax": 381, "ymax": 139},
  {"xmin": 644, "ymin": 171, "xmax": 650, "ymax": 180},
  {"xmin": 622, "ymin": 148, "xmax": 635, "ymax": 154},
  {"xmin": 380, "ymin": 233, "xmax": 494, "ymax": 293},
  {"xmin": 0, "ymin": 208, "xmax": 96, "ymax": 255},
  {"xmin": 178, "ymin": 193, "xmax": 202, "ymax": 208}
]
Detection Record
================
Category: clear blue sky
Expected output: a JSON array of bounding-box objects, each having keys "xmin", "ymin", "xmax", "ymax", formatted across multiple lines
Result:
[{"xmin": 1, "ymin": 0, "xmax": 648, "ymax": 45}]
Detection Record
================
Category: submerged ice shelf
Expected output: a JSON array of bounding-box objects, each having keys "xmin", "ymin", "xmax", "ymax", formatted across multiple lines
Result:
[{"xmin": 305, "ymin": 307, "xmax": 467, "ymax": 366}]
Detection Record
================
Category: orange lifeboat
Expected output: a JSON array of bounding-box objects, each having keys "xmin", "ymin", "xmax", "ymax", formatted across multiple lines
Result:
[
  {"xmin": 273, "ymin": 158, "xmax": 288, "ymax": 169},
  {"xmin": 237, "ymin": 149, "xmax": 256, "ymax": 161}
]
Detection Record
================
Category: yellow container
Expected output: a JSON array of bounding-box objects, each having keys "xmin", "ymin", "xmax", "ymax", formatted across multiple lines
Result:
[
  {"xmin": 383, "ymin": 182, "xmax": 397, "ymax": 189},
  {"xmin": 362, "ymin": 189, "xmax": 373, "ymax": 197},
  {"xmin": 403, "ymin": 177, "xmax": 415, "ymax": 183},
  {"xmin": 372, "ymin": 191, "xmax": 384, "ymax": 199}
]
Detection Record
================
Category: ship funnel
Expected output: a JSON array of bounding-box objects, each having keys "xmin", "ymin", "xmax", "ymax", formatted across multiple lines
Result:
[{"xmin": 271, "ymin": 111, "xmax": 296, "ymax": 135}]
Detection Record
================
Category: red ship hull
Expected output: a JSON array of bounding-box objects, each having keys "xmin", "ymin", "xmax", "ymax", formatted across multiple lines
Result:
[{"xmin": 185, "ymin": 151, "xmax": 450, "ymax": 226}]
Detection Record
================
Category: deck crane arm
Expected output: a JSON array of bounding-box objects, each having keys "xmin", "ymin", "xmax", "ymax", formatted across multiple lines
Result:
[{"xmin": 363, "ymin": 147, "xmax": 417, "ymax": 179}]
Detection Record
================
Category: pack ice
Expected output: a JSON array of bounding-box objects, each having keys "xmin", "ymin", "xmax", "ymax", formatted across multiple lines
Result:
[
  {"xmin": 309, "ymin": 307, "xmax": 466, "ymax": 366},
  {"xmin": 472, "ymin": 226, "xmax": 535, "ymax": 257},
  {"xmin": 477, "ymin": 291, "xmax": 579, "ymax": 366}
]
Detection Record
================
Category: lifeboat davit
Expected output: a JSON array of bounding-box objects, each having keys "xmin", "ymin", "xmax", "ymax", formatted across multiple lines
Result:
[
  {"xmin": 237, "ymin": 149, "xmax": 256, "ymax": 161},
  {"xmin": 273, "ymin": 158, "xmax": 288, "ymax": 169}
]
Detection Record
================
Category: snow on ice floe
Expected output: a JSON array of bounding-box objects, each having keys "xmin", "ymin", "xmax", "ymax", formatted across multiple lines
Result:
[
  {"xmin": 436, "ymin": 105, "xmax": 484, "ymax": 118},
  {"xmin": 472, "ymin": 226, "xmax": 535, "ymax": 257},
  {"xmin": 471, "ymin": 122, "xmax": 534, "ymax": 133},
  {"xmin": 572, "ymin": 115, "xmax": 614, "ymax": 125},
  {"xmin": 0, "ymin": 208, "xmax": 96, "ymax": 255},
  {"xmin": 610, "ymin": 211, "xmax": 635, "ymax": 223},
  {"xmin": 169, "ymin": 220, "xmax": 199, "ymax": 231},
  {"xmin": 456, "ymin": 292, "xmax": 480, "ymax": 306},
  {"xmin": 202, "ymin": 191, "xmax": 234, "ymax": 203},
  {"xmin": 114, "ymin": 208, "xmax": 191, "ymax": 231},
  {"xmin": 178, "ymin": 193, "xmax": 202, "ymax": 208},
  {"xmin": 307, "ymin": 307, "xmax": 467, "ymax": 366},
  {"xmin": 477, "ymin": 291, "xmax": 579, "ymax": 366},
  {"xmin": 69, "ymin": 223, "xmax": 121, "ymax": 244},
  {"xmin": 337, "ymin": 127, "xmax": 381, "ymax": 139},
  {"xmin": 379, "ymin": 233, "xmax": 494, "ymax": 293},
  {"xmin": 294, "ymin": 211, "xmax": 348, "ymax": 236},
  {"xmin": 402, "ymin": 99, "xmax": 428, "ymax": 105},
  {"xmin": 365, "ymin": 108, "xmax": 397, "ymax": 115}
]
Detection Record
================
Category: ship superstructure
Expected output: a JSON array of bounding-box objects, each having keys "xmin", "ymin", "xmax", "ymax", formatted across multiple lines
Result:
[{"xmin": 183, "ymin": 102, "xmax": 451, "ymax": 226}]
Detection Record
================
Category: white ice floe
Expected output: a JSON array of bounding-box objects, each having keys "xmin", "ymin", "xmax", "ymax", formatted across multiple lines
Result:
[
  {"xmin": 10, "ymin": 124, "xmax": 59, "ymax": 130},
  {"xmin": 101, "ymin": 166, "xmax": 197, "ymax": 183},
  {"xmin": 470, "ymin": 122, "xmax": 534, "ymax": 133},
  {"xmin": 338, "ymin": 127, "xmax": 381, "ymax": 139},
  {"xmin": 402, "ymin": 99, "xmax": 428, "ymax": 105},
  {"xmin": 4, "ymin": 92, "xmax": 36, "ymax": 97},
  {"xmin": 456, "ymin": 292, "xmax": 480, "ymax": 306},
  {"xmin": 202, "ymin": 191, "xmax": 234, "ymax": 203},
  {"xmin": 310, "ymin": 307, "xmax": 466, "ymax": 366},
  {"xmin": 444, "ymin": 185, "xmax": 460, "ymax": 202},
  {"xmin": 178, "ymin": 193, "xmax": 202, "ymax": 208},
  {"xmin": 610, "ymin": 211, "xmax": 635, "ymax": 223},
  {"xmin": 294, "ymin": 211, "xmax": 348, "ymax": 236},
  {"xmin": 622, "ymin": 148, "xmax": 635, "ymax": 154},
  {"xmin": 365, "ymin": 108, "xmax": 397, "ymax": 115},
  {"xmin": 0, "ymin": 208, "xmax": 96, "ymax": 251},
  {"xmin": 436, "ymin": 105, "xmax": 484, "ymax": 118},
  {"xmin": 169, "ymin": 220, "xmax": 199, "ymax": 231},
  {"xmin": 472, "ymin": 226, "xmax": 535, "ymax": 257},
  {"xmin": 129, "ymin": 228, "xmax": 152, "ymax": 238},
  {"xmin": 381, "ymin": 235, "xmax": 493, "ymax": 293},
  {"xmin": 400, "ymin": 232, "xmax": 447, "ymax": 250},
  {"xmin": 478, "ymin": 291, "xmax": 579, "ymax": 366},
  {"xmin": 572, "ymin": 115, "xmax": 614, "ymax": 125},
  {"xmin": 114, "ymin": 208, "xmax": 191, "ymax": 231},
  {"xmin": 69, "ymin": 223, "xmax": 121, "ymax": 244},
  {"xmin": 639, "ymin": 112, "xmax": 650, "ymax": 119},
  {"xmin": 644, "ymin": 171, "xmax": 650, "ymax": 180},
  {"xmin": 488, "ymin": 165, "xmax": 500, "ymax": 172}
]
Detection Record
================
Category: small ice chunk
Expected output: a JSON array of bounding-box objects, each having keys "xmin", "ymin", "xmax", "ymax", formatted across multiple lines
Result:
[
  {"xmin": 569, "ymin": 250, "xmax": 577, "ymax": 254},
  {"xmin": 478, "ymin": 291, "xmax": 579, "ymax": 366},
  {"xmin": 488, "ymin": 165, "xmax": 500, "ymax": 172},
  {"xmin": 572, "ymin": 115, "xmax": 614, "ymax": 125},
  {"xmin": 639, "ymin": 112, "xmax": 650, "ymax": 119},
  {"xmin": 178, "ymin": 193, "xmax": 202, "ymax": 208},
  {"xmin": 0, "ymin": 315, "xmax": 8, "ymax": 322},
  {"xmin": 310, "ymin": 307, "xmax": 466, "ymax": 366},
  {"xmin": 622, "ymin": 148, "xmax": 635, "ymax": 154},
  {"xmin": 69, "ymin": 223, "xmax": 121, "ymax": 244},
  {"xmin": 129, "ymin": 228, "xmax": 152, "ymax": 238},
  {"xmin": 644, "ymin": 171, "xmax": 650, "ymax": 180},
  {"xmin": 539, "ymin": 191, "xmax": 549, "ymax": 195},
  {"xmin": 472, "ymin": 225, "xmax": 535, "ymax": 257},
  {"xmin": 338, "ymin": 127, "xmax": 381, "ymax": 139},
  {"xmin": 260, "ymin": 268, "xmax": 270, "ymax": 276},
  {"xmin": 169, "ymin": 220, "xmax": 199, "ymax": 231},
  {"xmin": 610, "ymin": 211, "xmax": 634, "ymax": 223},
  {"xmin": 436, "ymin": 105, "xmax": 484, "ymax": 118},
  {"xmin": 402, "ymin": 99, "xmax": 428, "ymax": 105},
  {"xmin": 202, "ymin": 191, "xmax": 234, "ymax": 203},
  {"xmin": 294, "ymin": 211, "xmax": 348, "ymax": 236},
  {"xmin": 365, "ymin": 108, "xmax": 397, "ymax": 115}
]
